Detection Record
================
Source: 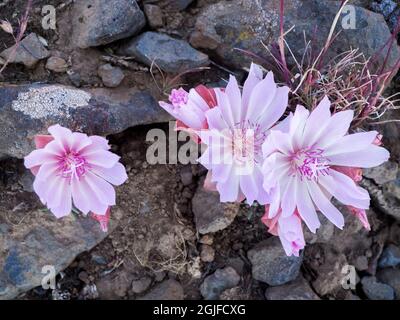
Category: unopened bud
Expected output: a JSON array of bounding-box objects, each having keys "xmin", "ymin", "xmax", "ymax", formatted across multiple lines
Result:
[{"xmin": 0, "ymin": 20, "xmax": 13, "ymax": 34}]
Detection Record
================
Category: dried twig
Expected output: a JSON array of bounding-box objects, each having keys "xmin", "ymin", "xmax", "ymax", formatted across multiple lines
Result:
[
  {"xmin": 100, "ymin": 55, "xmax": 149, "ymax": 71},
  {"xmin": 149, "ymin": 58, "xmax": 210, "ymax": 96}
]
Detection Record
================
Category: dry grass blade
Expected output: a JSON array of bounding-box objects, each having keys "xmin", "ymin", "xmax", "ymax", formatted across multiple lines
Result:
[
  {"xmin": 0, "ymin": 0, "xmax": 33, "ymax": 75},
  {"xmin": 255, "ymin": 0, "xmax": 400, "ymax": 127},
  {"xmin": 149, "ymin": 57, "xmax": 211, "ymax": 97}
]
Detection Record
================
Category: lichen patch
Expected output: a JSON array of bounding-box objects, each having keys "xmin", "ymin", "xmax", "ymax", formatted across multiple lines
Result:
[{"xmin": 11, "ymin": 85, "xmax": 91, "ymax": 119}]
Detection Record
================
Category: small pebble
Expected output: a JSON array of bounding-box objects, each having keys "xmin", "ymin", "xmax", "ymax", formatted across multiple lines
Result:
[
  {"xmin": 355, "ymin": 256, "xmax": 369, "ymax": 271},
  {"xmin": 98, "ymin": 64, "xmax": 125, "ymax": 88},
  {"xmin": 199, "ymin": 234, "xmax": 214, "ymax": 245},
  {"xmin": 180, "ymin": 165, "xmax": 193, "ymax": 186},
  {"xmin": 78, "ymin": 271, "xmax": 90, "ymax": 284},
  {"xmin": 144, "ymin": 4, "xmax": 163, "ymax": 29},
  {"xmin": 131, "ymin": 277, "xmax": 152, "ymax": 294},
  {"xmin": 378, "ymin": 244, "xmax": 400, "ymax": 268},
  {"xmin": 67, "ymin": 70, "xmax": 81, "ymax": 87},
  {"xmin": 46, "ymin": 56, "xmax": 68, "ymax": 73},
  {"xmin": 361, "ymin": 276, "xmax": 394, "ymax": 300},
  {"xmin": 200, "ymin": 244, "xmax": 215, "ymax": 262}
]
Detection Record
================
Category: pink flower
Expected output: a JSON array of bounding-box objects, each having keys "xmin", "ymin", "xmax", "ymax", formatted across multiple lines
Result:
[
  {"xmin": 373, "ymin": 134, "xmax": 383, "ymax": 146},
  {"xmin": 262, "ymin": 96, "xmax": 389, "ymax": 234},
  {"xmin": 347, "ymin": 206, "xmax": 371, "ymax": 231},
  {"xmin": 197, "ymin": 63, "xmax": 290, "ymax": 204},
  {"xmin": 24, "ymin": 124, "xmax": 128, "ymax": 219},
  {"xmin": 159, "ymin": 85, "xmax": 217, "ymax": 141},
  {"xmin": 332, "ymin": 165, "xmax": 371, "ymax": 229},
  {"xmin": 328, "ymin": 133, "xmax": 385, "ymax": 230},
  {"xmin": 91, "ymin": 208, "xmax": 111, "ymax": 232},
  {"xmin": 331, "ymin": 166, "xmax": 363, "ymax": 182},
  {"xmin": 262, "ymin": 206, "xmax": 305, "ymax": 257}
]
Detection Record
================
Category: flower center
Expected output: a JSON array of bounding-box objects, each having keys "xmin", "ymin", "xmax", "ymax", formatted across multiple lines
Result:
[
  {"xmin": 292, "ymin": 240, "xmax": 302, "ymax": 251},
  {"xmin": 291, "ymin": 148, "xmax": 330, "ymax": 181},
  {"xmin": 169, "ymin": 88, "xmax": 189, "ymax": 110},
  {"xmin": 60, "ymin": 152, "xmax": 88, "ymax": 181},
  {"xmin": 231, "ymin": 123, "xmax": 266, "ymax": 165},
  {"xmin": 232, "ymin": 129, "xmax": 256, "ymax": 163}
]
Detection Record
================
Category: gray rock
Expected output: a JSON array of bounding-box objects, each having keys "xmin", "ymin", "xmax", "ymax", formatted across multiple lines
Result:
[
  {"xmin": 371, "ymin": 0, "xmax": 400, "ymax": 32},
  {"xmin": 154, "ymin": 271, "xmax": 166, "ymax": 282},
  {"xmin": 355, "ymin": 256, "xmax": 369, "ymax": 271},
  {"xmin": 144, "ymin": 4, "xmax": 164, "ymax": 29},
  {"xmin": 363, "ymin": 161, "xmax": 398, "ymax": 185},
  {"xmin": 219, "ymin": 286, "xmax": 247, "ymax": 300},
  {"xmin": 179, "ymin": 165, "xmax": 193, "ymax": 186},
  {"xmin": 91, "ymin": 254, "xmax": 107, "ymax": 265},
  {"xmin": 359, "ymin": 150, "xmax": 400, "ymax": 222},
  {"xmin": 377, "ymin": 268, "xmax": 400, "ymax": 299},
  {"xmin": 0, "ymin": 84, "xmax": 171, "ymax": 159},
  {"xmin": 72, "ymin": 0, "xmax": 145, "ymax": 48},
  {"xmin": 360, "ymin": 178, "xmax": 400, "ymax": 221},
  {"xmin": 361, "ymin": 276, "xmax": 395, "ymax": 300},
  {"xmin": 384, "ymin": 180, "xmax": 400, "ymax": 206},
  {"xmin": 0, "ymin": 33, "xmax": 49, "ymax": 68},
  {"xmin": 95, "ymin": 268, "xmax": 134, "ymax": 299},
  {"xmin": 370, "ymin": 110, "xmax": 400, "ymax": 162},
  {"xmin": 145, "ymin": 0, "xmax": 194, "ymax": 11},
  {"xmin": 328, "ymin": 203, "xmax": 372, "ymax": 255},
  {"xmin": 190, "ymin": 0, "xmax": 400, "ymax": 73},
  {"xmin": 165, "ymin": 0, "xmax": 194, "ymax": 11},
  {"xmin": 378, "ymin": 244, "xmax": 400, "ymax": 268},
  {"xmin": 265, "ymin": 275, "xmax": 320, "ymax": 300},
  {"xmin": 200, "ymin": 267, "xmax": 240, "ymax": 300},
  {"xmin": 79, "ymin": 284, "xmax": 99, "ymax": 300},
  {"xmin": 389, "ymin": 223, "xmax": 400, "ymax": 247},
  {"xmin": 199, "ymin": 234, "xmax": 213, "ymax": 245},
  {"xmin": 139, "ymin": 279, "xmax": 184, "ymax": 300},
  {"xmin": 192, "ymin": 178, "xmax": 240, "ymax": 234},
  {"xmin": 200, "ymin": 244, "xmax": 215, "ymax": 262},
  {"xmin": 119, "ymin": 32, "xmax": 209, "ymax": 74},
  {"xmin": 78, "ymin": 271, "xmax": 89, "ymax": 284},
  {"xmin": 304, "ymin": 214, "xmax": 335, "ymax": 244},
  {"xmin": 45, "ymin": 57, "xmax": 68, "ymax": 73},
  {"xmin": 344, "ymin": 291, "xmax": 362, "ymax": 300},
  {"xmin": 67, "ymin": 70, "xmax": 82, "ymax": 87},
  {"xmin": 227, "ymin": 257, "xmax": 245, "ymax": 276},
  {"xmin": 131, "ymin": 276, "xmax": 152, "ymax": 294},
  {"xmin": 247, "ymin": 237, "xmax": 302, "ymax": 286},
  {"xmin": 18, "ymin": 171, "xmax": 34, "ymax": 192},
  {"xmin": 98, "ymin": 64, "xmax": 125, "ymax": 88},
  {"xmin": 306, "ymin": 246, "xmax": 349, "ymax": 297},
  {"xmin": 0, "ymin": 208, "xmax": 121, "ymax": 299},
  {"xmin": 352, "ymin": 0, "xmax": 372, "ymax": 7}
]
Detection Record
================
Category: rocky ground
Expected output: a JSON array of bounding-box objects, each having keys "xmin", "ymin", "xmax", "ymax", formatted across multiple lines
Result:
[{"xmin": 0, "ymin": 0, "xmax": 400, "ymax": 300}]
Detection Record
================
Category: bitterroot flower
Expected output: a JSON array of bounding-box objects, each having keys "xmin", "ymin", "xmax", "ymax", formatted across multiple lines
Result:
[
  {"xmin": 24, "ymin": 124, "xmax": 128, "ymax": 220},
  {"xmin": 197, "ymin": 63, "xmax": 290, "ymax": 204},
  {"xmin": 91, "ymin": 208, "xmax": 111, "ymax": 232},
  {"xmin": 262, "ymin": 97, "xmax": 389, "ymax": 243},
  {"xmin": 159, "ymin": 85, "xmax": 217, "ymax": 140},
  {"xmin": 262, "ymin": 206, "xmax": 305, "ymax": 257},
  {"xmin": 0, "ymin": 20, "xmax": 13, "ymax": 34}
]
